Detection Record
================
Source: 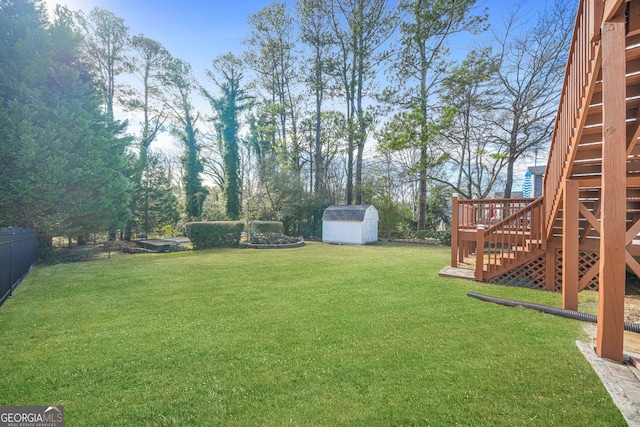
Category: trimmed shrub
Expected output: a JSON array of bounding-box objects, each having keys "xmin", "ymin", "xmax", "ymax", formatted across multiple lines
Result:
[
  {"xmin": 57, "ymin": 246, "xmax": 96, "ymax": 263},
  {"xmin": 185, "ymin": 221, "xmax": 244, "ymax": 249},
  {"xmin": 248, "ymin": 221, "xmax": 284, "ymax": 237},
  {"xmin": 249, "ymin": 221, "xmax": 284, "ymax": 234}
]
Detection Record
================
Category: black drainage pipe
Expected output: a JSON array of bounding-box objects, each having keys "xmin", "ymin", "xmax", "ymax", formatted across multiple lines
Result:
[{"xmin": 467, "ymin": 291, "xmax": 640, "ymax": 334}]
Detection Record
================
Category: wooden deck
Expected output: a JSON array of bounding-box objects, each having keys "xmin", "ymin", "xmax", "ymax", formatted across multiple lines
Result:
[{"xmin": 449, "ymin": 0, "xmax": 640, "ymax": 361}]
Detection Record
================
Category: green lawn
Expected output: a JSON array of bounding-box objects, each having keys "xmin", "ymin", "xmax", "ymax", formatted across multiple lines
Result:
[{"xmin": 0, "ymin": 243, "xmax": 625, "ymax": 426}]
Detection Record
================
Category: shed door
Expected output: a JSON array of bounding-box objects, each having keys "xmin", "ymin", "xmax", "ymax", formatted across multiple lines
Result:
[{"xmin": 365, "ymin": 219, "xmax": 377, "ymax": 242}]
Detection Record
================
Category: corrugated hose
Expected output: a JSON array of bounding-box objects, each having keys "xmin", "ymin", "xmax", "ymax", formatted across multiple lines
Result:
[{"xmin": 467, "ymin": 291, "xmax": 640, "ymax": 333}]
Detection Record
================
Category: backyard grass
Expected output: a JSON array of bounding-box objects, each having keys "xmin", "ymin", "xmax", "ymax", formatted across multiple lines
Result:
[{"xmin": 0, "ymin": 242, "xmax": 625, "ymax": 426}]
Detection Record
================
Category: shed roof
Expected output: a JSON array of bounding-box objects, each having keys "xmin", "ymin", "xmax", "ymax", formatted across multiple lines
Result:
[{"xmin": 322, "ymin": 204, "xmax": 373, "ymax": 221}]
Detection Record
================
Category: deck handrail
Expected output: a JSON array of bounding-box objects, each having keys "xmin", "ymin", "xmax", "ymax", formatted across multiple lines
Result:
[
  {"xmin": 451, "ymin": 195, "xmax": 536, "ymax": 269},
  {"xmin": 543, "ymin": 0, "xmax": 603, "ymax": 240},
  {"xmin": 477, "ymin": 197, "xmax": 544, "ymax": 280},
  {"xmin": 455, "ymin": 197, "xmax": 536, "ymax": 229}
]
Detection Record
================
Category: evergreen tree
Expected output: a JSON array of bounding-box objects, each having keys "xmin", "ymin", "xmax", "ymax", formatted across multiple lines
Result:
[
  {"xmin": 245, "ymin": 3, "xmax": 303, "ymax": 175},
  {"xmin": 296, "ymin": 0, "xmax": 335, "ymax": 198},
  {"xmin": 327, "ymin": 0, "xmax": 398, "ymax": 204},
  {"xmin": 0, "ymin": 0, "xmax": 131, "ymax": 240},
  {"xmin": 134, "ymin": 153, "xmax": 180, "ymax": 235},
  {"xmin": 122, "ymin": 34, "xmax": 172, "ymax": 239}
]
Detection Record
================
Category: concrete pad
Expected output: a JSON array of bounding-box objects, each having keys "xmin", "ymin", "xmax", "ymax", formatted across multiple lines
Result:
[
  {"xmin": 577, "ymin": 326, "xmax": 640, "ymax": 427},
  {"xmin": 438, "ymin": 266, "xmax": 475, "ymax": 280}
]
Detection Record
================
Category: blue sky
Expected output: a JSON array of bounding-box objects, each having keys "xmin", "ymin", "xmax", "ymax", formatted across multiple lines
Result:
[
  {"xmin": 44, "ymin": 0, "xmax": 274, "ymax": 78},
  {"xmin": 42, "ymin": 0, "xmax": 572, "ymax": 83},
  {"xmin": 42, "ymin": 0, "xmax": 572, "ymax": 187}
]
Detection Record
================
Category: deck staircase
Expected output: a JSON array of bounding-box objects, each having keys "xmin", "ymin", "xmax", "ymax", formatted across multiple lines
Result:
[
  {"xmin": 449, "ymin": 0, "xmax": 640, "ymax": 361},
  {"xmin": 451, "ymin": 0, "xmax": 640, "ymax": 287},
  {"xmin": 545, "ymin": 0, "xmax": 640, "ymax": 266},
  {"xmin": 451, "ymin": 197, "xmax": 546, "ymax": 284},
  {"xmin": 479, "ymin": 198, "xmax": 544, "ymax": 281}
]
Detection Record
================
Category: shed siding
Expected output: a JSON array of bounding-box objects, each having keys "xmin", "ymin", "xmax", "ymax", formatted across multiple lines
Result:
[
  {"xmin": 323, "ymin": 220, "xmax": 365, "ymax": 244},
  {"xmin": 365, "ymin": 218, "xmax": 378, "ymax": 243}
]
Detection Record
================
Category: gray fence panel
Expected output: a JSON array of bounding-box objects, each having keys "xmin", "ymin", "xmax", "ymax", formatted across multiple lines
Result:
[{"xmin": 0, "ymin": 228, "xmax": 37, "ymax": 307}]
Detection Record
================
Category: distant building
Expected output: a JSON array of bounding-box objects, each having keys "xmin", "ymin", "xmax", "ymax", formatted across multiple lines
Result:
[
  {"xmin": 528, "ymin": 165, "xmax": 546, "ymax": 198},
  {"xmin": 322, "ymin": 205, "xmax": 378, "ymax": 245}
]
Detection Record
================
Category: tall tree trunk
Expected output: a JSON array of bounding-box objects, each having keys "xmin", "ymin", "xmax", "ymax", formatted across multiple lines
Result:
[
  {"xmin": 354, "ymin": 15, "xmax": 365, "ymax": 205},
  {"xmin": 355, "ymin": 142, "xmax": 364, "ymax": 205},
  {"xmin": 346, "ymin": 130, "xmax": 354, "ymax": 204},
  {"xmin": 314, "ymin": 81, "xmax": 322, "ymax": 196},
  {"xmin": 346, "ymin": 98, "xmax": 355, "ymax": 205},
  {"xmin": 418, "ymin": 146, "xmax": 428, "ymax": 230},
  {"xmin": 504, "ymin": 156, "xmax": 515, "ymax": 199}
]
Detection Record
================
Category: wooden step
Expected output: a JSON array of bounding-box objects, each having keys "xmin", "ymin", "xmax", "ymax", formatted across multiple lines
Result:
[{"xmin": 482, "ymin": 248, "xmax": 547, "ymax": 281}]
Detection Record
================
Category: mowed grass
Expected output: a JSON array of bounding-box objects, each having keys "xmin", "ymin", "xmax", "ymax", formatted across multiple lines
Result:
[{"xmin": 0, "ymin": 243, "xmax": 625, "ymax": 426}]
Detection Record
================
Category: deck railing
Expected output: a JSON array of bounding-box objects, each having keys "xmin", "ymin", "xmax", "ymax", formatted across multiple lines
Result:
[
  {"xmin": 543, "ymin": 0, "xmax": 603, "ymax": 239},
  {"xmin": 453, "ymin": 196, "xmax": 536, "ymax": 230},
  {"xmin": 476, "ymin": 198, "xmax": 544, "ymax": 280},
  {"xmin": 451, "ymin": 195, "xmax": 537, "ymax": 269}
]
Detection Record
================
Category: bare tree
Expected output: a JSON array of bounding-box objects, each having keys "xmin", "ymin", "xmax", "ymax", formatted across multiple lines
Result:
[
  {"xmin": 76, "ymin": 7, "xmax": 130, "ymax": 118},
  {"xmin": 489, "ymin": 0, "xmax": 573, "ymax": 197},
  {"xmin": 437, "ymin": 49, "xmax": 505, "ymax": 199}
]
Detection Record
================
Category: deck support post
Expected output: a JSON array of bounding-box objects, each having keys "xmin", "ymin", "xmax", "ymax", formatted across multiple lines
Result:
[
  {"xmin": 562, "ymin": 179, "xmax": 580, "ymax": 311},
  {"xmin": 597, "ymin": 13, "xmax": 627, "ymax": 362},
  {"xmin": 451, "ymin": 194, "xmax": 459, "ymax": 268},
  {"xmin": 475, "ymin": 225, "xmax": 485, "ymax": 281}
]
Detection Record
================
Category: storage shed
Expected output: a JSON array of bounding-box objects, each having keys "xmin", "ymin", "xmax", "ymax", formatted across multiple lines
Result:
[{"xmin": 322, "ymin": 204, "xmax": 378, "ymax": 245}]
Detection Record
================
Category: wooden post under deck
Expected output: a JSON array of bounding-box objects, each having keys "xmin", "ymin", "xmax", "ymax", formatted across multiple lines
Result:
[
  {"xmin": 597, "ymin": 13, "xmax": 627, "ymax": 362},
  {"xmin": 562, "ymin": 179, "xmax": 579, "ymax": 311},
  {"xmin": 451, "ymin": 194, "xmax": 459, "ymax": 268},
  {"xmin": 475, "ymin": 225, "xmax": 485, "ymax": 281}
]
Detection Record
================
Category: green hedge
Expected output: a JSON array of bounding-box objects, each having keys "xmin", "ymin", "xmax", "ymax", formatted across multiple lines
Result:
[
  {"xmin": 248, "ymin": 221, "xmax": 284, "ymax": 236},
  {"xmin": 185, "ymin": 221, "xmax": 245, "ymax": 249}
]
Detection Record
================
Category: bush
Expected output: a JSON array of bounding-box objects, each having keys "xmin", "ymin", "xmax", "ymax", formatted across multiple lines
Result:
[
  {"xmin": 420, "ymin": 230, "xmax": 452, "ymax": 246},
  {"xmin": 414, "ymin": 230, "xmax": 429, "ymax": 240},
  {"xmin": 246, "ymin": 232, "xmax": 303, "ymax": 245},
  {"xmin": 185, "ymin": 221, "xmax": 245, "ymax": 249},
  {"xmin": 37, "ymin": 233, "xmax": 58, "ymax": 264},
  {"xmin": 248, "ymin": 221, "xmax": 284, "ymax": 237},
  {"xmin": 58, "ymin": 247, "xmax": 96, "ymax": 262}
]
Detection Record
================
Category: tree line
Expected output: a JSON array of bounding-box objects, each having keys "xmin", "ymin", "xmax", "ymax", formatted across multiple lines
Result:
[{"xmin": 0, "ymin": 0, "xmax": 575, "ymax": 244}]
